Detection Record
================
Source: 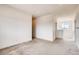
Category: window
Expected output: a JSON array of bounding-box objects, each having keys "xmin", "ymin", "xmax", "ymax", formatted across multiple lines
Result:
[{"xmin": 62, "ymin": 21, "xmax": 69, "ymax": 29}]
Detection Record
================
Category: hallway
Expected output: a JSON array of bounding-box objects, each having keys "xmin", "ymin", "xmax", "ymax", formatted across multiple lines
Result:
[{"xmin": 0, "ymin": 39, "xmax": 79, "ymax": 55}]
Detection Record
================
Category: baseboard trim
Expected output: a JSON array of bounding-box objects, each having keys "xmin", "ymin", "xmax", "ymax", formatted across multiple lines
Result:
[
  {"xmin": 35, "ymin": 37, "xmax": 55, "ymax": 43},
  {"xmin": 0, "ymin": 40, "xmax": 32, "ymax": 50}
]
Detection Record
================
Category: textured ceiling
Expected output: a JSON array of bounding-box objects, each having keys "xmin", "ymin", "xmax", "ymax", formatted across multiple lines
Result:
[{"xmin": 9, "ymin": 4, "xmax": 78, "ymax": 17}]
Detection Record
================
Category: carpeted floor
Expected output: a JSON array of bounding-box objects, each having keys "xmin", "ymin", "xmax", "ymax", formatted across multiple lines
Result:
[{"xmin": 0, "ymin": 39, "xmax": 79, "ymax": 55}]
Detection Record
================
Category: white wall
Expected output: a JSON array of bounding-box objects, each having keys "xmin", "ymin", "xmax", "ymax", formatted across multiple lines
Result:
[
  {"xmin": 0, "ymin": 5, "xmax": 32, "ymax": 49},
  {"xmin": 57, "ymin": 14, "xmax": 76, "ymax": 41},
  {"xmin": 75, "ymin": 13, "xmax": 79, "ymax": 48},
  {"xmin": 36, "ymin": 15, "xmax": 56, "ymax": 41},
  {"xmin": 56, "ymin": 30, "xmax": 63, "ymax": 39}
]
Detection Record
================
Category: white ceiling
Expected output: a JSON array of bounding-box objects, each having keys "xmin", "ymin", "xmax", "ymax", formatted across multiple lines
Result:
[{"xmin": 9, "ymin": 4, "xmax": 78, "ymax": 17}]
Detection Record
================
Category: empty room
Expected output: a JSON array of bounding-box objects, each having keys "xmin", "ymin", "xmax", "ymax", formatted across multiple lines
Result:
[{"xmin": 0, "ymin": 4, "xmax": 79, "ymax": 55}]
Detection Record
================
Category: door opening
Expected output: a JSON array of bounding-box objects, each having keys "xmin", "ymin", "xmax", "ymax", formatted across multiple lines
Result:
[{"xmin": 32, "ymin": 16, "xmax": 36, "ymax": 39}]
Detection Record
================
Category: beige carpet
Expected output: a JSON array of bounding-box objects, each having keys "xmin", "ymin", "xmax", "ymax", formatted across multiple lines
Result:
[{"xmin": 0, "ymin": 39, "xmax": 79, "ymax": 55}]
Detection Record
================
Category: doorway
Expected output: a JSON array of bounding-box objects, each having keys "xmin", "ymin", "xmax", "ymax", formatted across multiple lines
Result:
[
  {"xmin": 32, "ymin": 16, "xmax": 36, "ymax": 39},
  {"xmin": 56, "ymin": 17, "xmax": 75, "ymax": 41}
]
